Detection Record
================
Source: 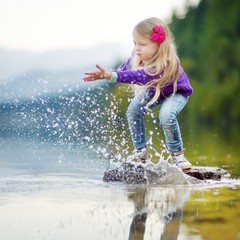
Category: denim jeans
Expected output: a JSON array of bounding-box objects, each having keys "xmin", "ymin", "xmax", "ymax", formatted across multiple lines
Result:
[{"xmin": 126, "ymin": 89, "xmax": 189, "ymax": 153}]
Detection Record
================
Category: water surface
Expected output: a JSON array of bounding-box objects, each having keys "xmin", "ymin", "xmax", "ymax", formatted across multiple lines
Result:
[{"xmin": 0, "ymin": 137, "xmax": 239, "ymax": 240}]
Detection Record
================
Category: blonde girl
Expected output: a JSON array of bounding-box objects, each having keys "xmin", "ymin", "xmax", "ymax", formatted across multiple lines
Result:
[{"xmin": 83, "ymin": 17, "xmax": 193, "ymax": 169}]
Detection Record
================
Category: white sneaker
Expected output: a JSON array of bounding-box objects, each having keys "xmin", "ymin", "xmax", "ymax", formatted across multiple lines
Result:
[
  {"xmin": 126, "ymin": 147, "xmax": 148, "ymax": 163},
  {"xmin": 172, "ymin": 154, "xmax": 192, "ymax": 170}
]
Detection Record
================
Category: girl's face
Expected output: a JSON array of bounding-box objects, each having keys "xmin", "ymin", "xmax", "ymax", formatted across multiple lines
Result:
[{"xmin": 133, "ymin": 32, "xmax": 159, "ymax": 63}]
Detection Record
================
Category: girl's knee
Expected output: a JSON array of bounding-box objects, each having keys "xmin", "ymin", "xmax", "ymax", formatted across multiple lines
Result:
[
  {"xmin": 126, "ymin": 105, "xmax": 145, "ymax": 119},
  {"xmin": 126, "ymin": 106, "xmax": 135, "ymax": 118},
  {"xmin": 159, "ymin": 111, "xmax": 177, "ymax": 127}
]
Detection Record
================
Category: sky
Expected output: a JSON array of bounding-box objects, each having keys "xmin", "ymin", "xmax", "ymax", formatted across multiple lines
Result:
[{"xmin": 0, "ymin": 0, "xmax": 199, "ymax": 53}]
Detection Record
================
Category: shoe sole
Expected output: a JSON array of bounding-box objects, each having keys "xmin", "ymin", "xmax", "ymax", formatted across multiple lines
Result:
[{"xmin": 180, "ymin": 165, "xmax": 192, "ymax": 170}]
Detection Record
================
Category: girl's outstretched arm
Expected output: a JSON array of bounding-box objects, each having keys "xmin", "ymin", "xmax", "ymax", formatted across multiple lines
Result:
[{"xmin": 83, "ymin": 64, "xmax": 111, "ymax": 82}]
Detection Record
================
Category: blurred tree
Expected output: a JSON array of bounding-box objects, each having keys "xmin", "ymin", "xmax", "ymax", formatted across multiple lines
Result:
[{"xmin": 170, "ymin": 0, "xmax": 240, "ymax": 126}]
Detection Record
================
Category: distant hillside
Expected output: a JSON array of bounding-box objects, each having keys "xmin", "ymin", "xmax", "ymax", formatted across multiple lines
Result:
[
  {"xmin": 0, "ymin": 43, "xmax": 130, "ymax": 80},
  {"xmin": 0, "ymin": 43, "xmax": 130, "ymax": 101}
]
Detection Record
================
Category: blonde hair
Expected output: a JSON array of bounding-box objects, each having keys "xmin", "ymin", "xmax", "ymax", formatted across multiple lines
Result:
[{"xmin": 132, "ymin": 17, "xmax": 180, "ymax": 107}]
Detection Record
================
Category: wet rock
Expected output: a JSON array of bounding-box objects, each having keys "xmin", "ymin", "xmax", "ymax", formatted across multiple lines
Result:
[
  {"xmin": 103, "ymin": 162, "xmax": 186, "ymax": 184},
  {"xmin": 103, "ymin": 162, "xmax": 146, "ymax": 184},
  {"xmin": 183, "ymin": 166, "xmax": 230, "ymax": 180},
  {"xmin": 103, "ymin": 162, "xmax": 230, "ymax": 184}
]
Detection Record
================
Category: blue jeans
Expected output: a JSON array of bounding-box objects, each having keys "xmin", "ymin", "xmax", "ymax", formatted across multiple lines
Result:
[{"xmin": 126, "ymin": 89, "xmax": 189, "ymax": 153}]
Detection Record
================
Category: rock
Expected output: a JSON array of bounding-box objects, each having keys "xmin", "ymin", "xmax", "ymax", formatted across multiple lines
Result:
[
  {"xmin": 183, "ymin": 166, "xmax": 230, "ymax": 180},
  {"xmin": 103, "ymin": 162, "xmax": 230, "ymax": 184},
  {"xmin": 145, "ymin": 162, "xmax": 191, "ymax": 185},
  {"xmin": 103, "ymin": 162, "xmax": 146, "ymax": 184}
]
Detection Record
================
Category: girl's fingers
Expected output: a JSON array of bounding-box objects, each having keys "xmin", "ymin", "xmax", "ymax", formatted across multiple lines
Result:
[
  {"xmin": 85, "ymin": 71, "xmax": 99, "ymax": 76},
  {"xmin": 83, "ymin": 76, "xmax": 96, "ymax": 81},
  {"xmin": 83, "ymin": 64, "xmax": 107, "ymax": 81},
  {"xmin": 96, "ymin": 64, "xmax": 105, "ymax": 73}
]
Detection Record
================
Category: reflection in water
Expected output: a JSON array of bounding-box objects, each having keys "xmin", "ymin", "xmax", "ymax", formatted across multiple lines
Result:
[
  {"xmin": 0, "ymin": 136, "xmax": 239, "ymax": 240},
  {"xmin": 128, "ymin": 186, "xmax": 190, "ymax": 240},
  {"xmin": 0, "ymin": 181, "xmax": 240, "ymax": 240}
]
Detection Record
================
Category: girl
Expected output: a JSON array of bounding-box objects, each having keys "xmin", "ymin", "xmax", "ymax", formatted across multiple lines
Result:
[{"xmin": 83, "ymin": 17, "xmax": 193, "ymax": 169}]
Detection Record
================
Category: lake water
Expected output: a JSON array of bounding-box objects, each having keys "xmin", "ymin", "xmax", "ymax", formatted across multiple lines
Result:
[{"xmin": 0, "ymin": 135, "xmax": 239, "ymax": 240}]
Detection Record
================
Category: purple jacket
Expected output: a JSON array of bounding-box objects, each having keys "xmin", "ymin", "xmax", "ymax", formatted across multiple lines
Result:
[{"xmin": 114, "ymin": 57, "xmax": 193, "ymax": 99}]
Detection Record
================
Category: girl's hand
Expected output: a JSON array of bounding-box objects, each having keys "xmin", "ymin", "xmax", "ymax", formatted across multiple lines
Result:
[{"xmin": 83, "ymin": 64, "xmax": 111, "ymax": 81}]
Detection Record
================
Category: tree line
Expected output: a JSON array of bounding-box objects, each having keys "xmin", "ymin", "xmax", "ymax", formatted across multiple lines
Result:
[{"xmin": 170, "ymin": 0, "xmax": 240, "ymax": 126}]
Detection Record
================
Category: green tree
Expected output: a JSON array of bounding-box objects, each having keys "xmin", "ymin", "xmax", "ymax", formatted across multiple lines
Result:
[{"xmin": 170, "ymin": 0, "xmax": 240, "ymax": 125}]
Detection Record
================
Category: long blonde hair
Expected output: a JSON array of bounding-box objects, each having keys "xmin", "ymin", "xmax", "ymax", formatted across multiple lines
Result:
[{"xmin": 132, "ymin": 17, "xmax": 180, "ymax": 107}]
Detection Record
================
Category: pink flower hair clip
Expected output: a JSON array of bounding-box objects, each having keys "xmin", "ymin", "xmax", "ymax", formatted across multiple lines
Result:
[{"xmin": 150, "ymin": 25, "xmax": 165, "ymax": 43}]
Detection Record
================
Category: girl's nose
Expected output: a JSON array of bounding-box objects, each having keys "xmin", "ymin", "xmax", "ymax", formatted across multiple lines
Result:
[{"xmin": 135, "ymin": 45, "xmax": 140, "ymax": 52}]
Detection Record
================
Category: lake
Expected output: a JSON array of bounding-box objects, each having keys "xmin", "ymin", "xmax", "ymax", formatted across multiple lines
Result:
[
  {"xmin": 0, "ymin": 86, "xmax": 239, "ymax": 239},
  {"xmin": 0, "ymin": 133, "xmax": 239, "ymax": 240}
]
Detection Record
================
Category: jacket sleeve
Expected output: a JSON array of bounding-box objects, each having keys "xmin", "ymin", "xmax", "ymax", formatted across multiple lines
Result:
[
  {"xmin": 116, "ymin": 68, "xmax": 162, "ymax": 85},
  {"xmin": 113, "ymin": 56, "xmax": 162, "ymax": 85}
]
